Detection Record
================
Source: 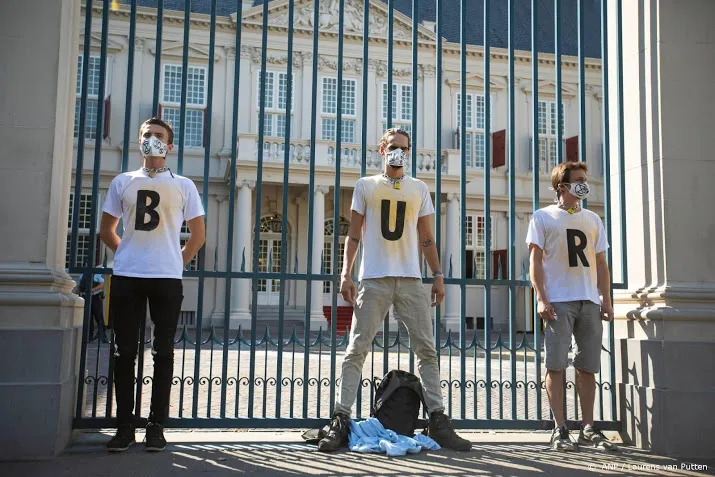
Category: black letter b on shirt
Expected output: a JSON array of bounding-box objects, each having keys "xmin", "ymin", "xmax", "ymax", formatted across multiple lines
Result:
[
  {"xmin": 135, "ymin": 190, "xmax": 160, "ymax": 231},
  {"xmin": 566, "ymin": 229, "xmax": 589, "ymax": 267}
]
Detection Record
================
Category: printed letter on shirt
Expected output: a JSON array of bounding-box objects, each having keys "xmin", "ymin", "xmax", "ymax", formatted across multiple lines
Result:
[
  {"xmin": 566, "ymin": 229, "xmax": 589, "ymax": 267},
  {"xmin": 135, "ymin": 190, "xmax": 161, "ymax": 231},
  {"xmin": 380, "ymin": 199, "xmax": 406, "ymax": 241}
]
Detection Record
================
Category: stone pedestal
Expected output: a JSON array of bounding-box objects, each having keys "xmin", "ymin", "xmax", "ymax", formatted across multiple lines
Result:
[{"xmin": 610, "ymin": 0, "xmax": 715, "ymax": 459}]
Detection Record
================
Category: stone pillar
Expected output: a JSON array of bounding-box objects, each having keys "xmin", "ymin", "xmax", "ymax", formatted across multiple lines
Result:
[
  {"xmin": 311, "ymin": 186, "xmax": 330, "ymax": 326},
  {"xmin": 0, "ymin": 0, "xmax": 84, "ymax": 459},
  {"xmin": 610, "ymin": 0, "xmax": 715, "ymax": 459},
  {"xmin": 211, "ymin": 195, "xmax": 228, "ymax": 326},
  {"xmin": 229, "ymin": 180, "xmax": 255, "ymax": 329},
  {"xmin": 443, "ymin": 194, "xmax": 461, "ymax": 328},
  {"xmin": 422, "ymin": 65, "xmax": 436, "ymax": 151}
]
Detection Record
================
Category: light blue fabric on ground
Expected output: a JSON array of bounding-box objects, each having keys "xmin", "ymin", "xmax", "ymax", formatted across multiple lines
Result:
[{"xmin": 348, "ymin": 418, "xmax": 441, "ymax": 457}]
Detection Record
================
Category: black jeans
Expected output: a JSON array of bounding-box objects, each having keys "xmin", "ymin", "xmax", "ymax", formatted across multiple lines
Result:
[
  {"xmin": 110, "ymin": 276, "xmax": 183, "ymax": 427},
  {"xmin": 88, "ymin": 294, "xmax": 107, "ymax": 340}
]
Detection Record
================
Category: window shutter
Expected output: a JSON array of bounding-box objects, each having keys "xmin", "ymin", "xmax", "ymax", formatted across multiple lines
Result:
[
  {"xmin": 566, "ymin": 135, "xmax": 579, "ymax": 162},
  {"xmin": 202, "ymin": 108, "xmax": 208, "ymax": 147},
  {"xmin": 492, "ymin": 129, "xmax": 506, "ymax": 168},
  {"xmin": 103, "ymin": 95, "xmax": 111, "ymax": 140},
  {"xmin": 493, "ymin": 249, "xmax": 508, "ymax": 280},
  {"xmin": 158, "ymin": 104, "xmax": 163, "ymax": 119}
]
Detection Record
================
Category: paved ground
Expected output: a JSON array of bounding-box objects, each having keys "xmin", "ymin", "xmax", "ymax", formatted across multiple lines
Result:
[
  {"xmin": 2, "ymin": 430, "xmax": 714, "ymax": 476},
  {"xmin": 79, "ymin": 329, "xmax": 615, "ymax": 423}
]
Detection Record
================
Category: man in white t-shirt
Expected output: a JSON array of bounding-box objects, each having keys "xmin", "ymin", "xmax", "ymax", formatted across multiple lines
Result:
[
  {"xmin": 526, "ymin": 162, "xmax": 618, "ymax": 452},
  {"xmin": 318, "ymin": 128, "xmax": 471, "ymax": 452},
  {"xmin": 99, "ymin": 117, "xmax": 205, "ymax": 452}
]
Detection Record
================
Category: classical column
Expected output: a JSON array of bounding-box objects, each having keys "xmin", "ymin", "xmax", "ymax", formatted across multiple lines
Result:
[
  {"xmin": 421, "ymin": 65, "xmax": 437, "ymax": 151},
  {"xmin": 310, "ymin": 186, "xmax": 330, "ymax": 326},
  {"xmin": 0, "ymin": 0, "xmax": 84, "ymax": 459},
  {"xmin": 443, "ymin": 194, "xmax": 461, "ymax": 328},
  {"xmin": 229, "ymin": 180, "xmax": 255, "ymax": 329},
  {"xmin": 610, "ymin": 0, "xmax": 715, "ymax": 459},
  {"xmin": 211, "ymin": 195, "xmax": 228, "ymax": 326}
]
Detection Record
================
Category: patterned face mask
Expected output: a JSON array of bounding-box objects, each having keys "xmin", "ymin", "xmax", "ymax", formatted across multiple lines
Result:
[
  {"xmin": 565, "ymin": 181, "xmax": 590, "ymax": 200},
  {"xmin": 385, "ymin": 148, "xmax": 407, "ymax": 168},
  {"xmin": 140, "ymin": 136, "xmax": 169, "ymax": 158}
]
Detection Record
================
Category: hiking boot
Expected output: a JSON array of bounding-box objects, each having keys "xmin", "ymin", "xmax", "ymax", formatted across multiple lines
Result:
[
  {"xmin": 424, "ymin": 411, "xmax": 472, "ymax": 451},
  {"xmin": 578, "ymin": 425, "xmax": 619, "ymax": 451},
  {"xmin": 551, "ymin": 426, "xmax": 579, "ymax": 452},
  {"xmin": 144, "ymin": 422, "xmax": 167, "ymax": 452},
  {"xmin": 317, "ymin": 413, "xmax": 350, "ymax": 452},
  {"xmin": 107, "ymin": 424, "xmax": 136, "ymax": 452}
]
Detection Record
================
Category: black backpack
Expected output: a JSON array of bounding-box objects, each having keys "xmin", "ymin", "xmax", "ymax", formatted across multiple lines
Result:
[{"xmin": 372, "ymin": 370, "xmax": 427, "ymax": 437}]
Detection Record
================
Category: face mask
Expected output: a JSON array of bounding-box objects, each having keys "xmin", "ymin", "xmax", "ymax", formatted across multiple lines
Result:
[
  {"xmin": 140, "ymin": 136, "xmax": 169, "ymax": 158},
  {"xmin": 565, "ymin": 181, "xmax": 590, "ymax": 200},
  {"xmin": 385, "ymin": 148, "xmax": 407, "ymax": 168}
]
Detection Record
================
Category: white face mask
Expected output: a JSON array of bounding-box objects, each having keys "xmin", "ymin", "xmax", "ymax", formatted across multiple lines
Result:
[
  {"xmin": 385, "ymin": 148, "xmax": 407, "ymax": 168},
  {"xmin": 565, "ymin": 181, "xmax": 590, "ymax": 200},
  {"xmin": 140, "ymin": 136, "xmax": 169, "ymax": 158}
]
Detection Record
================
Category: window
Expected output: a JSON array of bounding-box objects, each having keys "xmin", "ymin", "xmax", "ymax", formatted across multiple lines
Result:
[
  {"xmin": 456, "ymin": 93, "xmax": 493, "ymax": 169},
  {"xmin": 160, "ymin": 64, "xmax": 207, "ymax": 147},
  {"xmin": 464, "ymin": 215, "xmax": 493, "ymax": 280},
  {"xmin": 66, "ymin": 192, "xmax": 101, "ymax": 269},
  {"xmin": 321, "ymin": 77, "xmax": 356, "ymax": 143},
  {"xmin": 536, "ymin": 100, "xmax": 566, "ymax": 173},
  {"xmin": 323, "ymin": 217, "xmax": 350, "ymax": 293},
  {"xmin": 381, "ymin": 83, "xmax": 412, "ymax": 137},
  {"xmin": 75, "ymin": 54, "xmax": 108, "ymax": 140},
  {"xmin": 257, "ymin": 71, "xmax": 295, "ymax": 138},
  {"xmin": 180, "ymin": 221, "xmax": 200, "ymax": 271}
]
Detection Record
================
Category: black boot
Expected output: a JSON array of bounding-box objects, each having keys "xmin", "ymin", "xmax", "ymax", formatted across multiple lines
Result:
[
  {"xmin": 317, "ymin": 413, "xmax": 350, "ymax": 452},
  {"xmin": 424, "ymin": 411, "xmax": 472, "ymax": 451},
  {"xmin": 107, "ymin": 423, "xmax": 136, "ymax": 452},
  {"xmin": 144, "ymin": 422, "xmax": 167, "ymax": 452}
]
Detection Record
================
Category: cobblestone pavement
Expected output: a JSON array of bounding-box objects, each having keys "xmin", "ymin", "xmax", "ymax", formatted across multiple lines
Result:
[{"xmin": 80, "ymin": 328, "xmax": 616, "ymax": 424}]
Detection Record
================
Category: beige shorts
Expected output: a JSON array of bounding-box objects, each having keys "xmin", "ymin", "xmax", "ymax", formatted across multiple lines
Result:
[{"xmin": 545, "ymin": 300, "xmax": 603, "ymax": 373}]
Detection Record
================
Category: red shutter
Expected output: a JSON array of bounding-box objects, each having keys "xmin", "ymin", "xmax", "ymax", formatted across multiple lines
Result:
[
  {"xmin": 103, "ymin": 95, "xmax": 111, "ymax": 140},
  {"xmin": 492, "ymin": 129, "xmax": 506, "ymax": 168},
  {"xmin": 202, "ymin": 108, "xmax": 208, "ymax": 147},
  {"xmin": 566, "ymin": 135, "xmax": 579, "ymax": 162},
  {"xmin": 493, "ymin": 249, "xmax": 507, "ymax": 279},
  {"xmin": 157, "ymin": 104, "xmax": 163, "ymax": 119}
]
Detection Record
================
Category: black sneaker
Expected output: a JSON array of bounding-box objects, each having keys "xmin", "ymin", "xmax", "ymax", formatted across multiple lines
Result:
[
  {"xmin": 107, "ymin": 424, "xmax": 136, "ymax": 452},
  {"xmin": 424, "ymin": 411, "xmax": 472, "ymax": 451},
  {"xmin": 144, "ymin": 422, "xmax": 167, "ymax": 452},
  {"xmin": 317, "ymin": 413, "xmax": 350, "ymax": 452}
]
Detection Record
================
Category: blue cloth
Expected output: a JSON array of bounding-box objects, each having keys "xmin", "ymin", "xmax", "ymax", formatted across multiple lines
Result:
[{"xmin": 348, "ymin": 418, "xmax": 440, "ymax": 457}]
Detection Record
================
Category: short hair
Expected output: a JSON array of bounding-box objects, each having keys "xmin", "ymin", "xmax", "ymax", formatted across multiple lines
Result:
[
  {"xmin": 139, "ymin": 117, "xmax": 174, "ymax": 145},
  {"xmin": 551, "ymin": 162, "xmax": 589, "ymax": 198},
  {"xmin": 379, "ymin": 127, "xmax": 411, "ymax": 150}
]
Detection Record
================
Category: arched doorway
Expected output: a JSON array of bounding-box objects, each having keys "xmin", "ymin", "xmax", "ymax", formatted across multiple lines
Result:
[
  {"xmin": 256, "ymin": 214, "xmax": 290, "ymax": 306},
  {"xmin": 323, "ymin": 216, "xmax": 351, "ymax": 306}
]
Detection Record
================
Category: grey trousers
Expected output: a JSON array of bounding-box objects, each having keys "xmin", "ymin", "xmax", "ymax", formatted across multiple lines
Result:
[{"xmin": 334, "ymin": 277, "xmax": 445, "ymax": 417}]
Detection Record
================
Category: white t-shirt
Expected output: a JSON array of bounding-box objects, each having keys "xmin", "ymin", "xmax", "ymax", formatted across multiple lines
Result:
[
  {"xmin": 351, "ymin": 174, "xmax": 434, "ymax": 280},
  {"xmin": 526, "ymin": 205, "xmax": 609, "ymax": 305},
  {"xmin": 102, "ymin": 169, "xmax": 205, "ymax": 279}
]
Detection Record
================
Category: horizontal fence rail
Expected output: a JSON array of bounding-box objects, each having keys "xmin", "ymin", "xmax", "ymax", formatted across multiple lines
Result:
[{"xmin": 70, "ymin": 0, "xmax": 625, "ymax": 431}]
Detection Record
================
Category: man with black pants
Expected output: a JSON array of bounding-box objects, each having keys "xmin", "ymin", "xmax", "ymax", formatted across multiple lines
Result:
[
  {"xmin": 100, "ymin": 117, "xmax": 205, "ymax": 452},
  {"xmin": 78, "ymin": 265, "xmax": 108, "ymax": 343}
]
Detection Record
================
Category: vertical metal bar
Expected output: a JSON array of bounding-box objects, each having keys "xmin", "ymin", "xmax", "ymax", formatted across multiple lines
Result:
[
  {"xmin": 135, "ymin": 315, "xmax": 147, "ymax": 418},
  {"xmin": 249, "ymin": 0, "xmax": 271, "ymax": 419},
  {"xmin": 276, "ymin": 0, "xmax": 297, "ymax": 419},
  {"xmin": 302, "ymin": 0, "xmax": 320, "ymax": 419},
  {"xmin": 151, "ymin": 0, "xmax": 164, "ymax": 116},
  {"xmin": 120, "ymin": 0, "xmax": 137, "ymax": 173},
  {"xmin": 361, "ymin": 1, "xmax": 369, "ymax": 178},
  {"xmin": 383, "ymin": 313, "xmax": 389, "ymax": 377},
  {"xmin": 555, "ymin": 0, "xmax": 563, "ymax": 164},
  {"xmin": 531, "ymin": 0, "xmax": 542, "ymax": 420},
  {"xmin": 434, "ymin": 0, "xmax": 443, "ymax": 366},
  {"xmin": 72, "ymin": 0, "xmax": 94, "ymax": 419},
  {"xmin": 508, "ymin": 0, "xmax": 517, "ymax": 421},
  {"xmin": 483, "ymin": 0, "xmax": 492, "ymax": 420},
  {"xmin": 387, "ymin": 0, "xmax": 394, "ymax": 130},
  {"xmin": 176, "ymin": 0, "xmax": 191, "ymax": 175},
  {"xmin": 459, "ymin": 0, "xmax": 467, "ymax": 420},
  {"xmin": 411, "ymin": 0, "xmax": 418, "ymax": 173},
  {"xmin": 328, "ymin": 0, "xmax": 346, "ymax": 417},
  {"xmin": 578, "ymin": 0, "xmax": 586, "ymax": 164}
]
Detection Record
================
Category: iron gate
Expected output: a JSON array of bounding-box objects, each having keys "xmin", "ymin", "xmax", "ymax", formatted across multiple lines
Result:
[{"xmin": 70, "ymin": 0, "xmax": 627, "ymax": 430}]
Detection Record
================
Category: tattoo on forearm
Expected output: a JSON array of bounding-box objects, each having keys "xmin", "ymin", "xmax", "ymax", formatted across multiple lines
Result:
[
  {"xmin": 350, "ymin": 236, "xmax": 360, "ymax": 244},
  {"xmin": 422, "ymin": 239, "xmax": 433, "ymax": 248}
]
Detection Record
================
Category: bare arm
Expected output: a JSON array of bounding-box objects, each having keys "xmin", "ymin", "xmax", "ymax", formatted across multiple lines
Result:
[
  {"xmin": 182, "ymin": 215, "xmax": 206, "ymax": 267},
  {"xmin": 529, "ymin": 244, "xmax": 548, "ymax": 302},
  {"xmin": 341, "ymin": 210, "xmax": 365, "ymax": 279},
  {"xmin": 100, "ymin": 213, "xmax": 121, "ymax": 253},
  {"xmin": 596, "ymin": 252, "xmax": 614, "ymax": 320},
  {"xmin": 417, "ymin": 215, "xmax": 441, "ymax": 275}
]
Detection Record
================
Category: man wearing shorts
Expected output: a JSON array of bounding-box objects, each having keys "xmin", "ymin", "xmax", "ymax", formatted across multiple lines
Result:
[
  {"xmin": 527, "ymin": 161, "xmax": 618, "ymax": 451},
  {"xmin": 317, "ymin": 128, "xmax": 471, "ymax": 452},
  {"xmin": 100, "ymin": 117, "xmax": 205, "ymax": 452}
]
